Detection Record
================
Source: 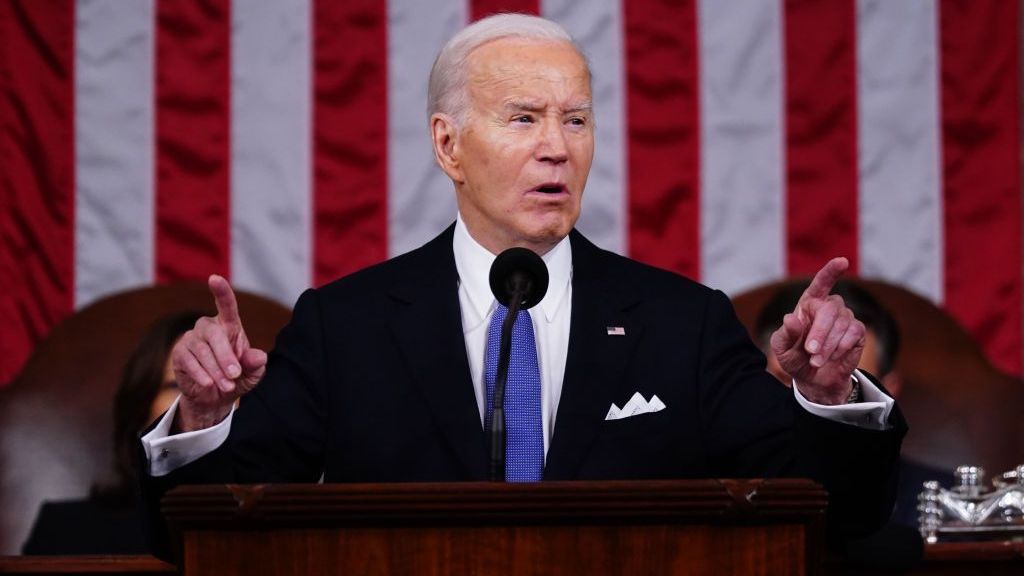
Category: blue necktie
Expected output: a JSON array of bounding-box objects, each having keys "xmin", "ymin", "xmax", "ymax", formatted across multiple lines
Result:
[{"xmin": 484, "ymin": 304, "xmax": 543, "ymax": 482}]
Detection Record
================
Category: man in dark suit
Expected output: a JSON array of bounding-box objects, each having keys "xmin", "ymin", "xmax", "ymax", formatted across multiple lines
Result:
[{"xmin": 141, "ymin": 12, "xmax": 904, "ymax": 554}]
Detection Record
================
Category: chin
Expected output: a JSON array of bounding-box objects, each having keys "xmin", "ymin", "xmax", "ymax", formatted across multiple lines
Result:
[
  {"xmin": 519, "ymin": 226, "xmax": 572, "ymax": 251},
  {"xmin": 505, "ymin": 210, "xmax": 577, "ymax": 249},
  {"xmin": 535, "ymin": 211, "xmax": 576, "ymax": 233}
]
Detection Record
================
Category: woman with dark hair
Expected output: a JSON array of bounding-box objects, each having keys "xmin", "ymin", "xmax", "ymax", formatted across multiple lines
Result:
[{"xmin": 22, "ymin": 311, "xmax": 204, "ymax": 555}]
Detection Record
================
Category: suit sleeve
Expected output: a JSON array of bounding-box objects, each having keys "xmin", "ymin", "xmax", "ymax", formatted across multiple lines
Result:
[
  {"xmin": 695, "ymin": 289, "xmax": 907, "ymax": 538},
  {"xmin": 139, "ymin": 288, "xmax": 330, "ymax": 560}
]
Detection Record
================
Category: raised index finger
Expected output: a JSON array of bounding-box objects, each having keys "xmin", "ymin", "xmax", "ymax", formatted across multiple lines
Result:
[
  {"xmin": 801, "ymin": 257, "xmax": 849, "ymax": 302},
  {"xmin": 208, "ymin": 274, "xmax": 242, "ymax": 330}
]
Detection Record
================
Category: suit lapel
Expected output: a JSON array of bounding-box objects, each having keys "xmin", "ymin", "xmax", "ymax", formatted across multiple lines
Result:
[
  {"xmin": 545, "ymin": 231, "xmax": 643, "ymax": 480},
  {"xmin": 386, "ymin": 225, "xmax": 489, "ymax": 480}
]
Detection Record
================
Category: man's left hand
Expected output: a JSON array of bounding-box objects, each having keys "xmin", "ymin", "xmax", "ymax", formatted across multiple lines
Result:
[{"xmin": 770, "ymin": 257, "xmax": 865, "ymax": 405}]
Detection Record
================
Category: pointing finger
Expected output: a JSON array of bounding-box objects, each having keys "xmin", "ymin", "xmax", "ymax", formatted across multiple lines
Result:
[
  {"xmin": 209, "ymin": 274, "xmax": 243, "ymax": 331},
  {"xmin": 801, "ymin": 257, "xmax": 849, "ymax": 302}
]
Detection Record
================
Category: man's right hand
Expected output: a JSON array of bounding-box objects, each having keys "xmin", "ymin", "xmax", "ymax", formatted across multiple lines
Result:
[{"xmin": 170, "ymin": 275, "xmax": 267, "ymax": 432}]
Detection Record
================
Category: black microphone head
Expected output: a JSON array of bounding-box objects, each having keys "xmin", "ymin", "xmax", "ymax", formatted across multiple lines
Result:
[{"xmin": 489, "ymin": 247, "xmax": 549, "ymax": 310}]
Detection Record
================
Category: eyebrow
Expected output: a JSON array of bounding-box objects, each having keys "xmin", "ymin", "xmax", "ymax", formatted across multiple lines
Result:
[
  {"xmin": 502, "ymin": 100, "xmax": 594, "ymax": 114},
  {"xmin": 565, "ymin": 102, "xmax": 594, "ymax": 115}
]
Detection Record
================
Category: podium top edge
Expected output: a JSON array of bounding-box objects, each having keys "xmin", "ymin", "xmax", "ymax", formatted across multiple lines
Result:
[{"xmin": 162, "ymin": 479, "xmax": 827, "ymax": 526}]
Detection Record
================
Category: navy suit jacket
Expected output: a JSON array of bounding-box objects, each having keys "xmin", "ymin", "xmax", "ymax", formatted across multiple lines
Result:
[{"xmin": 143, "ymin": 225, "xmax": 906, "ymax": 554}]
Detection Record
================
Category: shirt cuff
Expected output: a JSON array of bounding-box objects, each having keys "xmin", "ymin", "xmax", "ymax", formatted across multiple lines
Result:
[
  {"xmin": 140, "ymin": 395, "xmax": 235, "ymax": 477},
  {"xmin": 792, "ymin": 369, "xmax": 894, "ymax": 430}
]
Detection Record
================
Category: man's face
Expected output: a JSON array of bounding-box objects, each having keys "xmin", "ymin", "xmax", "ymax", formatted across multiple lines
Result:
[{"xmin": 435, "ymin": 38, "xmax": 595, "ymax": 255}]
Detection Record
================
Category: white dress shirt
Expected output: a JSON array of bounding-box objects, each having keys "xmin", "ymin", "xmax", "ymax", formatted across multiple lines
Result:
[
  {"xmin": 142, "ymin": 214, "xmax": 893, "ymax": 476},
  {"xmin": 453, "ymin": 215, "xmax": 572, "ymax": 457}
]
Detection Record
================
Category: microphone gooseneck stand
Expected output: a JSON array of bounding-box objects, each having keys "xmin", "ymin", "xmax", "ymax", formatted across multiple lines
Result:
[
  {"xmin": 488, "ymin": 279, "xmax": 526, "ymax": 482},
  {"xmin": 487, "ymin": 247, "xmax": 549, "ymax": 482}
]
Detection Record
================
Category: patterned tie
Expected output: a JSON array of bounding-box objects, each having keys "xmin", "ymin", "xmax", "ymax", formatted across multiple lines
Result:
[{"xmin": 484, "ymin": 303, "xmax": 543, "ymax": 482}]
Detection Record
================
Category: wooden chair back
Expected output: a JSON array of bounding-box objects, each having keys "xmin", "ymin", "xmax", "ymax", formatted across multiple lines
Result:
[{"xmin": 0, "ymin": 283, "xmax": 291, "ymax": 554}]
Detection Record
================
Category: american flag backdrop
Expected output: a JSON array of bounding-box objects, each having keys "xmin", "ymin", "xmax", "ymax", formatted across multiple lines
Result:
[{"xmin": 1, "ymin": 0, "xmax": 1021, "ymax": 386}]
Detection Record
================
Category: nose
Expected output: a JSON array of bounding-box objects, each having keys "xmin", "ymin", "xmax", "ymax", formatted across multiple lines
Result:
[{"xmin": 535, "ymin": 118, "xmax": 568, "ymax": 164}]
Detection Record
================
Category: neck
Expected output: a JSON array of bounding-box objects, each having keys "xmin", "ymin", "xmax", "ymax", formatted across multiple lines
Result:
[{"xmin": 460, "ymin": 218, "xmax": 560, "ymax": 257}]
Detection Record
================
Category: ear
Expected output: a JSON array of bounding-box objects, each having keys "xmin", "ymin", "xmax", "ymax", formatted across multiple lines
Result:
[{"xmin": 430, "ymin": 113, "xmax": 464, "ymax": 183}]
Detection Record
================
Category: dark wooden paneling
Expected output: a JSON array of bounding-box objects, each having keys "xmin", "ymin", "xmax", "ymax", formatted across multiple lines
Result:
[
  {"xmin": 0, "ymin": 555, "xmax": 174, "ymax": 575},
  {"xmin": 163, "ymin": 480, "xmax": 827, "ymax": 576}
]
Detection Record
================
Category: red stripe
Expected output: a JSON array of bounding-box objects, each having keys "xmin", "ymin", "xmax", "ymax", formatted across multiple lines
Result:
[
  {"xmin": 783, "ymin": 0, "xmax": 859, "ymax": 275},
  {"xmin": 313, "ymin": 0, "xmax": 389, "ymax": 286},
  {"xmin": 0, "ymin": 0, "xmax": 75, "ymax": 385},
  {"xmin": 471, "ymin": 0, "xmax": 539, "ymax": 21},
  {"xmin": 940, "ymin": 0, "xmax": 1022, "ymax": 375},
  {"xmin": 625, "ymin": 0, "xmax": 701, "ymax": 279},
  {"xmin": 155, "ymin": 0, "xmax": 231, "ymax": 283}
]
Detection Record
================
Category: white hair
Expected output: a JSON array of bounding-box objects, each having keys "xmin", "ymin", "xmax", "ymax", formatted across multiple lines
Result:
[{"xmin": 427, "ymin": 13, "xmax": 586, "ymax": 125}]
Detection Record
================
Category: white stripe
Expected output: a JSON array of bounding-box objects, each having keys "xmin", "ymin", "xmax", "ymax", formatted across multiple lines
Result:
[
  {"xmin": 697, "ymin": 0, "xmax": 786, "ymax": 294},
  {"xmin": 230, "ymin": 0, "xmax": 312, "ymax": 307},
  {"xmin": 387, "ymin": 0, "xmax": 465, "ymax": 257},
  {"xmin": 74, "ymin": 0, "xmax": 155, "ymax": 308},
  {"xmin": 856, "ymin": 0, "xmax": 942, "ymax": 303},
  {"xmin": 542, "ymin": 0, "xmax": 627, "ymax": 255}
]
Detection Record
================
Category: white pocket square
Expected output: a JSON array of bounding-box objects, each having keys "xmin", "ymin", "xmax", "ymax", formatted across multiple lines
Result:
[{"xmin": 604, "ymin": 392, "xmax": 666, "ymax": 421}]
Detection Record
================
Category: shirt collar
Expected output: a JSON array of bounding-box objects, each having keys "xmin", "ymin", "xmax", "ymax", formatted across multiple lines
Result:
[{"xmin": 453, "ymin": 214, "xmax": 572, "ymax": 330}]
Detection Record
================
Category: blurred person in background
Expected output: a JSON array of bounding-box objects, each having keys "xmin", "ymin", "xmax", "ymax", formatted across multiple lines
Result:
[{"xmin": 21, "ymin": 311, "xmax": 203, "ymax": 555}]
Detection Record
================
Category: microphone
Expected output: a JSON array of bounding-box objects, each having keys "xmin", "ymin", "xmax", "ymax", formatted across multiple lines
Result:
[{"xmin": 487, "ymin": 247, "xmax": 549, "ymax": 482}]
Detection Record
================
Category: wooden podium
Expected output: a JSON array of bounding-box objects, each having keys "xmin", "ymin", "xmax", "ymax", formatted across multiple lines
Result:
[{"xmin": 161, "ymin": 479, "xmax": 826, "ymax": 576}]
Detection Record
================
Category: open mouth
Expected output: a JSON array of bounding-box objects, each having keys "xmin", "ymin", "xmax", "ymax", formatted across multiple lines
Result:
[{"xmin": 533, "ymin": 183, "xmax": 567, "ymax": 194}]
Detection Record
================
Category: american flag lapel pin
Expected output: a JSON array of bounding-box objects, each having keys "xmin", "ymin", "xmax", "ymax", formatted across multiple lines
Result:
[{"xmin": 606, "ymin": 326, "xmax": 626, "ymax": 336}]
